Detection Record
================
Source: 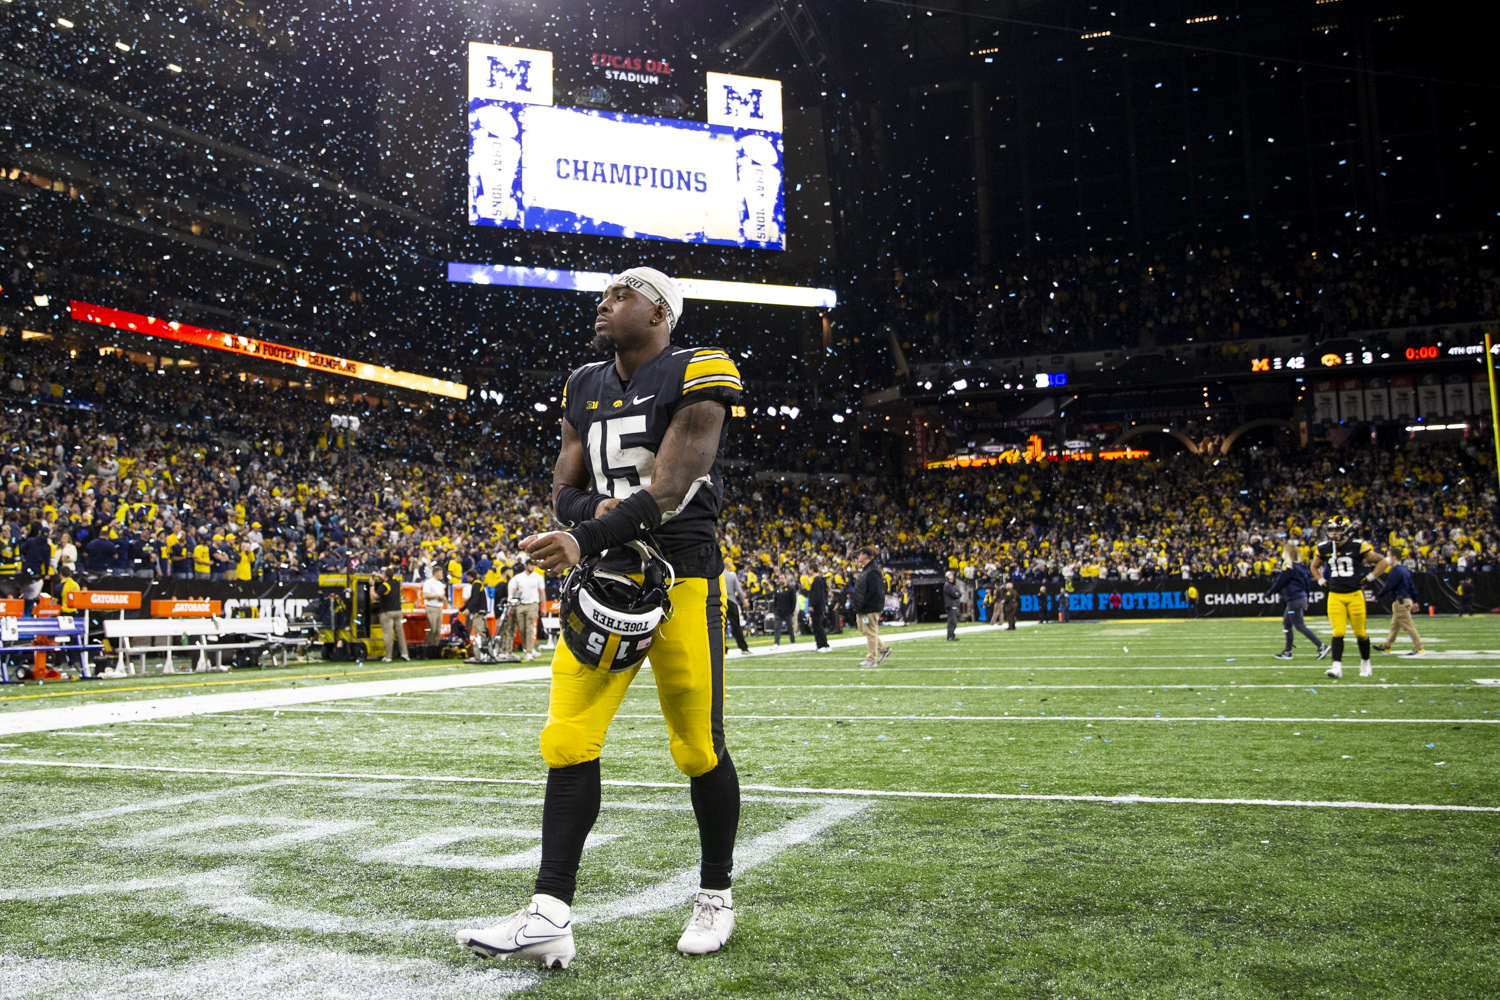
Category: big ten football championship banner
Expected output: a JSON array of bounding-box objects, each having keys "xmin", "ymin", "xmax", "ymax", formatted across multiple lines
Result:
[
  {"xmin": 973, "ymin": 574, "xmax": 1497, "ymax": 620},
  {"xmin": 467, "ymin": 43, "xmax": 785, "ymax": 249}
]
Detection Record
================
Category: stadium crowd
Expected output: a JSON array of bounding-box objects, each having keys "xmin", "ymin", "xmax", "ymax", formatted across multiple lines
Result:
[
  {"xmin": 0, "ymin": 332, "xmax": 1493, "ymax": 612},
  {"xmin": 890, "ymin": 232, "xmax": 1500, "ymax": 363},
  {"xmin": 724, "ymin": 441, "xmax": 1498, "ymax": 598}
]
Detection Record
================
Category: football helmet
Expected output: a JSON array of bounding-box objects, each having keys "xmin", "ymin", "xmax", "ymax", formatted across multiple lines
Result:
[
  {"xmin": 559, "ymin": 541, "xmax": 675, "ymax": 672},
  {"xmin": 1325, "ymin": 515, "xmax": 1351, "ymax": 536}
]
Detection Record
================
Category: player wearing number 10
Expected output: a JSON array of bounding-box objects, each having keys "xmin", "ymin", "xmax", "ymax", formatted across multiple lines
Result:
[
  {"xmin": 1311, "ymin": 516, "xmax": 1389, "ymax": 680},
  {"xmin": 456, "ymin": 267, "xmax": 744, "ymax": 969}
]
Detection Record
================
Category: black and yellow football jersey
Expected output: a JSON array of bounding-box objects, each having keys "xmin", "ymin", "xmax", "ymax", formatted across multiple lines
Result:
[
  {"xmin": 561, "ymin": 346, "xmax": 742, "ymax": 576},
  {"xmin": 1316, "ymin": 538, "xmax": 1374, "ymax": 593}
]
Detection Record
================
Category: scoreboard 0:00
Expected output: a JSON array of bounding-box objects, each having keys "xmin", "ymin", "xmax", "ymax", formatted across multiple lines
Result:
[{"xmin": 1405, "ymin": 345, "xmax": 1440, "ymax": 360}]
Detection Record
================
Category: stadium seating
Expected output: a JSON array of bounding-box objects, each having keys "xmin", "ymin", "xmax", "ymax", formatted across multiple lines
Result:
[
  {"xmin": 0, "ymin": 328, "xmax": 1492, "ymax": 606},
  {"xmin": 886, "ymin": 233, "xmax": 1500, "ymax": 363}
]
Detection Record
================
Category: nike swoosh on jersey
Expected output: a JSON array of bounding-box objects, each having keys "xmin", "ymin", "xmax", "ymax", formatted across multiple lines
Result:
[{"xmin": 632, "ymin": 394, "xmax": 655, "ymax": 405}]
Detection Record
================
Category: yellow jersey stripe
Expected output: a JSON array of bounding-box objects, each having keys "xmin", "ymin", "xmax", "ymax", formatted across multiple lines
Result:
[
  {"xmin": 598, "ymin": 631, "xmax": 623, "ymax": 667},
  {"xmin": 684, "ymin": 358, "xmax": 740, "ymax": 379},
  {"xmin": 683, "ymin": 380, "xmax": 743, "ymax": 394},
  {"xmin": 684, "ymin": 373, "xmax": 743, "ymax": 390}
]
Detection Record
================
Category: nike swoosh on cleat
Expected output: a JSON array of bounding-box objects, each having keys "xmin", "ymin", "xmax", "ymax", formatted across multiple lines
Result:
[
  {"xmin": 514, "ymin": 928, "xmax": 570, "ymax": 947},
  {"xmin": 632, "ymin": 394, "xmax": 655, "ymax": 405}
]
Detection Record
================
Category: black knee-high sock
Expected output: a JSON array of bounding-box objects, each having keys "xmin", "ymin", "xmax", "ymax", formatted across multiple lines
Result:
[
  {"xmin": 1357, "ymin": 637, "xmax": 1371, "ymax": 661},
  {"xmin": 1282, "ymin": 619, "xmax": 1294, "ymax": 652},
  {"xmin": 534, "ymin": 759, "xmax": 601, "ymax": 905},
  {"xmin": 690, "ymin": 751, "xmax": 740, "ymax": 891},
  {"xmin": 1331, "ymin": 637, "xmax": 1345, "ymax": 662}
]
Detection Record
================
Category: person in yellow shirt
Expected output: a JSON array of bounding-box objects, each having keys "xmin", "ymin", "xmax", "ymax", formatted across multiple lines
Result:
[
  {"xmin": 57, "ymin": 568, "xmax": 81, "ymax": 611},
  {"xmin": 192, "ymin": 533, "xmax": 213, "ymax": 580},
  {"xmin": 236, "ymin": 542, "xmax": 254, "ymax": 581}
]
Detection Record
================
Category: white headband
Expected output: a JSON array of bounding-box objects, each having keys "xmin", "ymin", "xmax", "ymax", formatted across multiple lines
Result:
[{"xmin": 610, "ymin": 267, "xmax": 683, "ymax": 331}]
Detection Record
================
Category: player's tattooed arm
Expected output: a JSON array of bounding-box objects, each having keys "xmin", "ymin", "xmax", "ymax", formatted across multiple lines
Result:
[
  {"xmin": 648, "ymin": 399, "xmax": 725, "ymax": 517},
  {"xmin": 551, "ymin": 419, "xmax": 589, "ymax": 510},
  {"xmin": 551, "ymin": 419, "xmax": 620, "ymax": 521}
]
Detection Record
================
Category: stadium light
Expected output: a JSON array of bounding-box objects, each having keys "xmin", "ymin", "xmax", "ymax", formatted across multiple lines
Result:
[
  {"xmin": 70, "ymin": 301, "xmax": 469, "ymax": 400},
  {"xmin": 446, "ymin": 263, "xmax": 836, "ymax": 309}
]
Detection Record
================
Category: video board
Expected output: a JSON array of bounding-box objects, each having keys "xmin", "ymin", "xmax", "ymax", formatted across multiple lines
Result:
[{"xmin": 467, "ymin": 43, "xmax": 785, "ymax": 250}]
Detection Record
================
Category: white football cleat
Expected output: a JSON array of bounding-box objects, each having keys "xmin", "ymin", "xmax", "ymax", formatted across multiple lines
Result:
[
  {"xmin": 456, "ymin": 894, "xmax": 575, "ymax": 969},
  {"xmin": 1325, "ymin": 662, "xmax": 1343, "ymax": 680},
  {"xmin": 677, "ymin": 888, "xmax": 734, "ymax": 956},
  {"xmin": 815, "ymin": 646, "xmax": 835, "ymax": 653},
  {"xmin": 1358, "ymin": 662, "xmax": 1373, "ymax": 677}
]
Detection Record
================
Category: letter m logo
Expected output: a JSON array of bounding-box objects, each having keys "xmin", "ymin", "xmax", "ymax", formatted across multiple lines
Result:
[
  {"xmin": 487, "ymin": 56, "xmax": 532, "ymax": 92},
  {"xmin": 721, "ymin": 85, "xmax": 763, "ymax": 120}
]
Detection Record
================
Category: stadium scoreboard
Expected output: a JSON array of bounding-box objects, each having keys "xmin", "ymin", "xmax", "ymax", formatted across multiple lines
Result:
[{"xmin": 467, "ymin": 43, "xmax": 785, "ymax": 250}]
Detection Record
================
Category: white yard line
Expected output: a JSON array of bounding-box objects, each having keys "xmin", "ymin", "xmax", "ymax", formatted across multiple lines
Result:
[
  {"xmin": 633, "ymin": 682, "xmax": 1479, "ymax": 690},
  {"xmin": 0, "ymin": 779, "xmax": 301, "ymax": 835},
  {"xmin": 0, "ymin": 667, "xmax": 552, "ymax": 736},
  {"xmin": 727, "ymin": 664, "xmax": 1490, "ymax": 671},
  {"xmin": 268, "ymin": 707, "xmax": 1496, "ymax": 725},
  {"xmin": 2, "ymin": 758, "xmax": 1491, "ymax": 813}
]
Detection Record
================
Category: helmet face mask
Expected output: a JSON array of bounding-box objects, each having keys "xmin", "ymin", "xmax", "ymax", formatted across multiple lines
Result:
[
  {"xmin": 559, "ymin": 545, "xmax": 675, "ymax": 673},
  {"xmin": 1325, "ymin": 515, "xmax": 1351, "ymax": 539}
]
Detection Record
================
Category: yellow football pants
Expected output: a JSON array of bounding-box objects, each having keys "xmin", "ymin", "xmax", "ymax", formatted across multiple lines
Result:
[
  {"xmin": 1327, "ymin": 589, "xmax": 1367, "ymax": 639},
  {"xmin": 540, "ymin": 575, "xmax": 726, "ymax": 778}
]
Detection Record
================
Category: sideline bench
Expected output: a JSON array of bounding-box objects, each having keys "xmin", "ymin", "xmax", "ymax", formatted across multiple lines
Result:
[
  {"xmin": 102, "ymin": 616, "xmax": 289, "ymax": 674},
  {"xmin": 0, "ymin": 615, "xmax": 107, "ymax": 683}
]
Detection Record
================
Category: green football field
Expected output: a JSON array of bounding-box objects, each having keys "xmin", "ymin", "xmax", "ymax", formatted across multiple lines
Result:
[{"xmin": 1, "ymin": 616, "xmax": 1497, "ymax": 999}]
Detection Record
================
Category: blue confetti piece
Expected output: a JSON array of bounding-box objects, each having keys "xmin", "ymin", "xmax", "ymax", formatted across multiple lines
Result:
[
  {"xmin": 1425, "ymin": 743, "xmax": 1435, "ymax": 748},
  {"xmin": 877, "ymin": 734, "xmax": 887, "ymax": 740},
  {"xmin": 1218, "ymin": 715, "xmax": 1226, "ymax": 719},
  {"xmin": 1226, "ymin": 658, "xmax": 1235, "ymax": 662},
  {"xmin": 1102, "ymin": 739, "xmax": 1112, "ymax": 743},
  {"xmin": 1083, "ymin": 736, "xmax": 1093, "ymax": 740}
]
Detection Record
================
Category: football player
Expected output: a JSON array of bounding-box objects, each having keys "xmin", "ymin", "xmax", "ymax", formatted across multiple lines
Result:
[
  {"xmin": 1310, "ymin": 516, "xmax": 1389, "ymax": 679},
  {"xmin": 455, "ymin": 268, "xmax": 742, "ymax": 968}
]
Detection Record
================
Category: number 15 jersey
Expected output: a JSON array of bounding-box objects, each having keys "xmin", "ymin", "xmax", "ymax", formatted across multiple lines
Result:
[
  {"xmin": 561, "ymin": 346, "xmax": 742, "ymax": 577},
  {"xmin": 1316, "ymin": 538, "xmax": 1373, "ymax": 593}
]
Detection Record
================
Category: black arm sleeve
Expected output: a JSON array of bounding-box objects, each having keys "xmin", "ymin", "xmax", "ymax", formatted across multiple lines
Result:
[
  {"xmin": 567, "ymin": 489, "xmax": 663, "ymax": 559},
  {"xmin": 555, "ymin": 486, "xmax": 612, "ymax": 528}
]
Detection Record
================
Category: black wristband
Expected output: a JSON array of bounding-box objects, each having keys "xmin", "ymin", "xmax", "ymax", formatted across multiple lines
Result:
[
  {"xmin": 555, "ymin": 485, "xmax": 611, "ymax": 528},
  {"xmin": 568, "ymin": 490, "xmax": 662, "ymax": 558}
]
